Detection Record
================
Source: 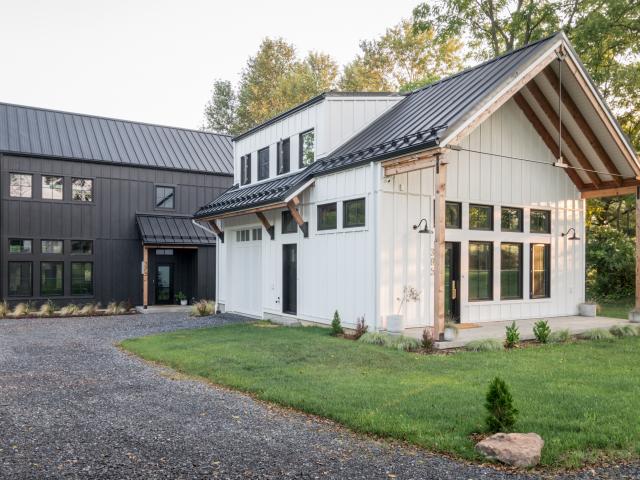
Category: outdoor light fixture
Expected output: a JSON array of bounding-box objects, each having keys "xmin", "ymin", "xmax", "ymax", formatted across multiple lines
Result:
[
  {"xmin": 413, "ymin": 218, "xmax": 434, "ymax": 234},
  {"xmin": 561, "ymin": 227, "xmax": 580, "ymax": 241}
]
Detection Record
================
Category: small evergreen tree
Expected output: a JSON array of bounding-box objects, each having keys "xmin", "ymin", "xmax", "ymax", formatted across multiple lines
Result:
[
  {"xmin": 485, "ymin": 377, "xmax": 518, "ymax": 433},
  {"xmin": 331, "ymin": 310, "xmax": 343, "ymax": 336},
  {"xmin": 533, "ymin": 320, "xmax": 551, "ymax": 343}
]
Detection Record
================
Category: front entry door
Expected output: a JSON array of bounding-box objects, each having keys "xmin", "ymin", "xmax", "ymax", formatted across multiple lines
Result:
[
  {"xmin": 155, "ymin": 264, "xmax": 174, "ymax": 305},
  {"xmin": 444, "ymin": 242, "xmax": 460, "ymax": 322},
  {"xmin": 282, "ymin": 244, "xmax": 297, "ymax": 315}
]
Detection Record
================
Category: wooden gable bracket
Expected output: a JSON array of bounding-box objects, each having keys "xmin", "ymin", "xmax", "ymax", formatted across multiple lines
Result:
[
  {"xmin": 207, "ymin": 220, "xmax": 224, "ymax": 243},
  {"xmin": 256, "ymin": 212, "xmax": 275, "ymax": 240},
  {"xmin": 287, "ymin": 197, "xmax": 308, "ymax": 238}
]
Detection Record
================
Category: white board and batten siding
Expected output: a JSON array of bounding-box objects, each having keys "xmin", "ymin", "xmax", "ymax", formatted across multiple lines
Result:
[{"xmin": 379, "ymin": 98, "xmax": 585, "ymax": 326}]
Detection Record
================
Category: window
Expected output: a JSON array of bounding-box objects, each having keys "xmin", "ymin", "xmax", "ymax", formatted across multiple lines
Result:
[
  {"xmin": 72, "ymin": 178, "xmax": 93, "ymax": 202},
  {"xmin": 235, "ymin": 229, "xmax": 251, "ymax": 242},
  {"xmin": 241, "ymin": 154, "xmax": 251, "ymax": 185},
  {"xmin": 277, "ymin": 138, "xmax": 290, "ymax": 174},
  {"xmin": 299, "ymin": 129, "xmax": 315, "ymax": 167},
  {"xmin": 8, "ymin": 262, "xmax": 32, "ymax": 297},
  {"xmin": 41, "ymin": 240, "xmax": 63, "ymax": 254},
  {"xmin": 71, "ymin": 240, "xmax": 93, "ymax": 255},
  {"xmin": 41, "ymin": 261, "xmax": 64, "ymax": 296},
  {"xmin": 469, "ymin": 241, "xmax": 493, "ymax": 301},
  {"xmin": 501, "ymin": 207, "xmax": 523, "ymax": 232},
  {"xmin": 501, "ymin": 243, "xmax": 523, "ymax": 300},
  {"xmin": 445, "ymin": 202, "xmax": 462, "ymax": 229},
  {"xmin": 258, "ymin": 147, "xmax": 270, "ymax": 180},
  {"xmin": 9, "ymin": 173, "xmax": 32, "ymax": 198},
  {"xmin": 156, "ymin": 249, "xmax": 174, "ymax": 255},
  {"xmin": 42, "ymin": 176, "xmax": 64, "ymax": 200},
  {"xmin": 530, "ymin": 243, "xmax": 551, "ymax": 298},
  {"xmin": 469, "ymin": 204, "xmax": 493, "ymax": 230},
  {"xmin": 282, "ymin": 211, "xmax": 298, "ymax": 234},
  {"xmin": 343, "ymin": 198, "xmax": 365, "ymax": 228},
  {"xmin": 530, "ymin": 209, "xmax": 551, "ymax": 234},
  {"xmin": 9, "ymin": 239, "xmax": 32, "ymax": 254},
  {"xmin": 317, "ymin": 203, "xmax": 337, "ymax": 230},
  {"xmin": 252, "ymin": 228, "xmax": 262, "ymax": 241},
  {"xmin": 71, "ymin": 262, "xmax": 93, "ymax": 295},
  {"xmin": 155, "ymin": 186, "xmax": 175, "ymax": 209}
]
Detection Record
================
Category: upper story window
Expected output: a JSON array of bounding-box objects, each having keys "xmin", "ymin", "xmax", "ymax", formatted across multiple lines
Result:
[
  {"xmin": 343, "ymin": 198, "xmax": 365, "ymax": 228},
  {"xmin": 469, "ymin": 204, "xmax": 493, "ymax": 231},
  {"xmin": 445, "ymin": 202, "xmax": 462, "ymax": 229},
  {"xmin": 299, "ymin": 129, "xmax": 315, "ymax": 168},
  {"xmin": 42, "ymin": 240, "xmax": 63, "ymax": 254},
  {"xmin": 72, "ymin": 178, "xmax": 93, "ymax": 202},
  {"xmin": 155, "ymin": 186, "xmax": 175, "ymax": 209},
  {"xmin": 241, "ymin": 154, "xmax": 251, "ymax": 185},
  {"xmin": 258, "ymin": 147, "xmax": 270, "ymax": 181},
  {"xmin": 277, "ymin": 139, "xmax": 290, "ymax": 175},
  {"xmin": 42, "ymin": 176, "xmax": 64, "ymax": 200},
  {"xmin": 9, "ymin": 239, "xmax": 32, "ymax": 254},
  {"xmin": 71, "ymin": 240, "xmax": 93, "ymax": 255},
  {"xmin": 501, "ymin": 207, "xmax": 523, "ymax": 232},
  {"xmin": 530, "ymin": 209, "xmax": 551, "ymax": 234},
  {"xmin": 9, "ymin": 173, "xmax": 32, "ymax": 198}
]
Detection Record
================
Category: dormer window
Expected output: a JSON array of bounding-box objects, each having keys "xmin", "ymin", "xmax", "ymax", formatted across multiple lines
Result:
[
  {"xmin": 258, "ymin": 147, "xmax": 269, "ymax": 181},
  {"xmin": 277, "ymin": 138, "xmax": 290, "ymax": 174},
  {"xmin": 241, "ymin": 154, "xmax": 251, "ymax": 185},
  {"xmin": 299, "ymin": 129, "xmax": 315, "ymax": 168}
]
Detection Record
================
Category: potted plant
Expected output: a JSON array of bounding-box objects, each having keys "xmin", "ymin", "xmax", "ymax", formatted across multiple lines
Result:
[
  {"xmin": 579, "ymin": 299, "xmax": 597, "ymax": 317},
  {"xmin": 387, "ymin": 286, "xmax": 421, "ymax": 334},
  {"xmin": 444, "ymin": 319, "xmax": 459, "ymax": 341},
  {"xmin": 175, "ymin": 291, "xmax": 188, "ymax": 306}
]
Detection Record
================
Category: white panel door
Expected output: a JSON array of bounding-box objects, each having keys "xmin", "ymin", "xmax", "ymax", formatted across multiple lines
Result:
[{"xmin": 228, "ymin": 234, "xmax": 262, "ymax": 317}]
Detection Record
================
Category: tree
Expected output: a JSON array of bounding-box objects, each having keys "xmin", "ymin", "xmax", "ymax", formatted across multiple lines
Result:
[
  {"xmin": 485, "ymin": 377, "xmax": 518, "ymax": 433},
  {"xmin": 203, "ymin": 80, "xmax": 238, "ymax": 135}
]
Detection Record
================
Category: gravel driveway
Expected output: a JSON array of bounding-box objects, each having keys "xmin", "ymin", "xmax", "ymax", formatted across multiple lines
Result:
[{"xmin": 0, "ymin": 313, "xmax": 636, "ymax": 479}]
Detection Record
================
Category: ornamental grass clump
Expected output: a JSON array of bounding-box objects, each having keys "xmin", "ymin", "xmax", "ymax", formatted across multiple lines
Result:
[
  {"xmin": 609, "ymin": 324, "xmax": 637, "ymax": 338},
  {"xmin": 580, "ymin": 328, "xmax": 614, "ymax": 340},
  {"xmin": 331, "ymin": 310, "xmax": 343, "ymax": 336},
  {"xmin": 191, "ymin": 299, "xmax": 215, "ymax": 317},
  {"xmin": 421, "ymin": 328, "xmax": 435, "ymax": 352},
  {"xmin": 79, "ymin": 303, "xmax": 99, "ymax": 316},
  {"xmin": 0, "ymin": 300, "xmax": 9, "ymax": 317},
  {"xmin": 358, "ymin": 332, "xmax": 387, "ymax": 346},
  {"xmin": 549, "ymin": 329, "xmax": 571, "ymax": 343},
  {"xmin": 533, "ymin": 320, "xmax": 551, "ymax": 343},
  {"xmin": 485, "ymin": 376, "xmax": 518, "ymax": 433},
  {"xmin": 386, "ymin": 335, "xmax": 421, "ymax": 352},
  {"xmin": 39, "ymin": 300, "xmax": 56, "ymax": 317},
  {"xmin": 12, "ymin": 303, "xmax": 28, "ymax": 317},
  {"xmin": 466, "ymin": 339, "xmax": 503, "ymax": 352},
  {"xmin": 353, "ymin": 316, "xmax": 368, "ymax": 339},
  {"xmin": 106, "ymin": 302, "xmax": 119, "ymax": 315},
  {"xmin": 504, "ymin": 321, "xmax": 520, "ymax": 348},
  {"xmin": 59, "ymin": 304, "xmax": 79, "ymax": 316}
]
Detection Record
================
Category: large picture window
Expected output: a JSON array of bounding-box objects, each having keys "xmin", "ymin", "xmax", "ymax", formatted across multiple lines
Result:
[
  {"xmin": 41, "ymin": 261, "xmax": 64, "ymax": 296},
  {"xmin": 343, "ymin": 198, "xmax": 365, "ymax": 228},
  {"xmin": 241, "ymin": 154, "xmax": 251, "ymax": 185},
  {"xmin": 530, "ymin": 209, "xmax": 551, "ymax": 234},
  {"xmin": 277, "ymin": 138, "xmax": 290, "ymax": 174},
  {"xmin": 501, "ymin": 207, "xmax": 523, "ymax": 232},
  {"xmin": 530, "ymin": 243, "xmax": 551, "ymax": 298},
  {"xmin": 71, "ymin": 262, "xmax": 93, "ymax": 295},
  {"xmin": 500, "ymin": 243, "xmax": 523, "ymax": 299},
  {"xmin": 155, "ymin": 186, "xmax": 175, "ymax": 209},
  {"xmin": 299, "ymin": 129, "xmax": 315, "ymax": 167},
  {"xmin": 469, "ymin": 241, "xmax": 493, "ymax": 301},
  {"xmin": 72, "ymin": 178, "xmax": 93, "ymax": 202},
  {"xmin": 445, "ymin": 201, "xmax": 462, "ymax": 229},
  {"xmin": 317, "ymin": 203, "xmax": 337, "ymax": 230},
  {"xmin": 469, "ymin": 204, "xmax": 493, "ymax": 231},
  {"xmin": 42, "ymin": 176, "xmax": 64, "ymax": 200},
  {"xmin": 9, "ymin": 173, "xmax": 32, "ymax": 198},
  {"xmin": 282, "ymin": 211, "xmax": 298, "ymax": 234},
  {"xmin": 8, "ymin": 262, "xmax": 32, "ymax": 297},
  {"xmin": 258, "ymin": 147, "xmax": 270, "ymax": 180}
]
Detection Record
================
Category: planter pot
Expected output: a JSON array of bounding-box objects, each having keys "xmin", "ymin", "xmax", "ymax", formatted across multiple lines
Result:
[
  {"xmin": 180, "ymin": 300, "xmax": 188, "ymax": 306},
  {"xmin": 444, "ymin": 327, "xmax": 458, "ymax": 342},
  {"xmin": 579, "ymin": 303, "xmax": 597, "ymax": 317},
  {"xmin": 386, "ymin": 314, "xmax": 404, "ymax": 334}
]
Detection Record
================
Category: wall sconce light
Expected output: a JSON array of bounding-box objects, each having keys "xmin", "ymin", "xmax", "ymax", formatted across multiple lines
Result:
[
  {"xmin": 413, "ymin": 218, "xmax": 434, "ymax": 234},
  {"xmin": 561, "ymin": 227, "xmax": 580, "ymax": 241}
]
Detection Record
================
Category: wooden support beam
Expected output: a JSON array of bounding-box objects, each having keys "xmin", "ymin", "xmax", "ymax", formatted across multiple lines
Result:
[
  {"xmin": 287, "ymin": 199, "xmax": 308, "ymax": 237},
  {"xmin": 526, "ymin": 80, "xmax": 602, "ymax": 187},
  {"xmin": 433, "ymin": 156, "xmax": 447, "ymax": 341},
  {"xmin": 543, "ymin": 67, "xmax": 623, "ymax": 186},
  {"xmin": 384, "ymin": 156, "xmax": 439, "ymax": 176},
  {"xmin": 142, "ymin": 245, "xmax": 149, "ymax": 308},
  {"xmin": 199, "ymin": 202, "xmax": 288, "ymax": 221},
  {"xmin": 513, "ymin": 92, "xmax": 585, "ymax": 190},
  {"xmin": 580, "ymin": 185, "xmax": 638, "ymax": 199},
  {"xmin": 208, "ymin": 220, "xmax": 224, "ymax": 243},
  {"xmin": 256, "ymin": 212, "xmax": 275, "ymax": 240}
]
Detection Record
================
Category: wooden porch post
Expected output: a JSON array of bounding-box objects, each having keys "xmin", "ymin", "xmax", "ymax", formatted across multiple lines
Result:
[
  {"xmin": 433, "ymin": 155, "xmax": 447, "ymax": 340},
  {"xmin": 143, "ymin": 245, "xmax": 149, "ymax": 309}
]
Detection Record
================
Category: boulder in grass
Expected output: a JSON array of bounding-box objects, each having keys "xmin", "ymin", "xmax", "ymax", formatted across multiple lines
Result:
[{"xmin": 476, "ymin": 432, "xmax": 544, "ymax": 467}]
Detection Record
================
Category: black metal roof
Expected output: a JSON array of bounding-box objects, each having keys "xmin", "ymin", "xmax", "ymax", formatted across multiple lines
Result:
[
  {"xmin": 0, "ymin": 102, "xmax": 233, "ymax": 174},
  {"xmin": 193, "ymin": 170, "xmax": 310, "ymax": 218},
  {"xmin": 136, "ymin": 213, "xmax": 217, "ymax": 245}
]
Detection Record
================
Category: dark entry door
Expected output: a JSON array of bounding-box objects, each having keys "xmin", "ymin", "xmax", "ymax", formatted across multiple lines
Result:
[
  {"xmin": 282, "ymin": 244, "xmax": 297, "ymax": 315},
  {"xmin": 155, "ymin": 264, "xmax": 174, "ymax": 305},
  {"xmin": 444, "ymin": 242, "xmax": 460, "ymax": 322}
]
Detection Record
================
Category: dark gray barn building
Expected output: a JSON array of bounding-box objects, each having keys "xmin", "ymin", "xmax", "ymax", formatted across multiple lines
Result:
[{"xmin": 0, "ymin": 102, "xmax": 233, "ymax": 307}]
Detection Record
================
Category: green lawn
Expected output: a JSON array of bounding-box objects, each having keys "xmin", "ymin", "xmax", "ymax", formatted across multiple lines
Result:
[
  {"xmin": 599, "ymin": 298, "xmax": 634, "ymax": 319},
  {"xmin": 121, "ymin": 324, "xmax": 640, "ymax": 468}
]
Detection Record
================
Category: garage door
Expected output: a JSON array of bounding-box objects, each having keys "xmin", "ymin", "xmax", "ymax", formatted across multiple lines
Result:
[{"xmin": 228, "ymin": 229, "xmax": 262, "ymax": 317}]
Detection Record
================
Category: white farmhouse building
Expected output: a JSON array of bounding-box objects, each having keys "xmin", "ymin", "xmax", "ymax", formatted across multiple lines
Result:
[{"xmin": 194, "ymin": 32, "xmax": 640, "ymax": 339}]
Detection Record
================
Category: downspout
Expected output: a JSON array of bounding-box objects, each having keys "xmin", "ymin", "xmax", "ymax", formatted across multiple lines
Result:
[{"xmin": 191, "ymin": 218, "xmax": 218, "ymax": 236}]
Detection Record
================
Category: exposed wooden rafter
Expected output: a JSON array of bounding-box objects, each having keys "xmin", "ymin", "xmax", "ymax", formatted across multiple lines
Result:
[
  {"xmin": 287, "ymin": 197, "xmax": 308, "ymax": 237},
  {"xmin": 383, "ymin": 151, "xmax": 441, "ymax": 176},
  {"xmin": 513, "ymin": 92, "xmax": 585, "ymax": 190},
  {"xmin": 199, "ymin": 202, "xmax": 288, "ymax": 222},
  {"xmin": 256, "ymin": 212, "xmax": 275, "ymax": 240},
  {"xmin": 542, "ymin": 67, "xmax": 623, "ymax": 186},
  {"xmin": 580, "ymin": 178, "xmax": 640, "ymax": 198},
  {"xmin": 526, "ymin": 81, "xmax": 602, "ymax": 187},
  {"xmin": 207, "ymin": 220, "xmax": 224, "ymax": 243}
]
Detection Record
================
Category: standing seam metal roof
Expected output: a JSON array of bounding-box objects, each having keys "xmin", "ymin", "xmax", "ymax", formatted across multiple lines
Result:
[
  {"xmin": 136, "ymin": 214, "xmax": 217, "ymax": 245},
  {"xmin": 0, "ymin": 102, "xmax": 233, "ymax": 174}
]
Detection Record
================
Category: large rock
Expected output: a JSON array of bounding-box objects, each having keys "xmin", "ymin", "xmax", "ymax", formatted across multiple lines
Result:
[{"xmin": 475, "ymin": 433, "xmax": 544, "ymax": 467}]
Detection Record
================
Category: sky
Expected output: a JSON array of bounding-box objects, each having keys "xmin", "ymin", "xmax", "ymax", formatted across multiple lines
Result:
[{"xmin": 0, "ymin": 0, "xmax": 418, "ymax": 130}]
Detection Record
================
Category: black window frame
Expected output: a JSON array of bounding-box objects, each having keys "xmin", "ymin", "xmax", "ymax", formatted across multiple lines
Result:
[
  {"xmin": 71, "ymin": 240, "xmax": 93, "ymax": 255},
  {"xmin": 299, "ymin": 129, "xmax": 315, "ymax": 168},
  {"xmin": 155, "ymin": 185, "xmax": 175, "ymax": 210},
  {"xmin": 241, "ymin": 154, "xmax": 252, "ymax": 185},
  {"xmin": 9, "ymin": 239, "xmax": 32, "ymax": 254},
  {"xmin": 71, "ymin": 261, "xmax": 94, "ymax": 296},
  {"xmin": 500, "ymin": 242, "xmax": 523, "ymax": 300},
  {"xmin": 8, "ymin": 261, "xmax": 33, "ymax": 297},
  {"xmin": 445, "ymin": 201, "xmax": 462, "ymax": 229},
  {"xmin": 9, "ymin": 173, "xmax": 33, "ymax": 198},
  {"xmin": 317, "ymin": 202, "xmax": 337, "ymax": 231},
  {"xmin": 71, "ymin": 178, "xmax": 93, "ymax": 202},
  {"xmin": 282, "ymin": 211, "xmax": 298, "ymax": 234},
  {"xmin": 501, "ymin": 206, "xmax": 523, "ymax": 232},
  {"xmin": 343, "ymin": 198, "xmax": 366, "ymax": 228},
  {"xmin": 258, "ymin": 147, "xmax": 270, "ymax": 181},
  {"xmin": 469, "ymin": 204, "xmax": 494, "ymax": 231},
  {"xmin": 530, "ymin": 209, "xmax": 551, "ymax": 234},
  {"xmin": 42, "ymin": 175, "xmax": 64, "ymax": 201},
  {"xmin": 277, "ymin": 138, "xmax": 290, "ymax": 174},
  {"xmin": 41, "ymin": 239, "xmax": 64, "ymax": 255},
  {"xmin": 468, "ymin": 241, "xmax": 493, "ymax": 301},
  {"xmin": 40, "ymin": 261, "xmax": 64, "ymax": 297},
  {"xmin": 530, "ymin": 243, "xmax": 551, "ymax": 299}
]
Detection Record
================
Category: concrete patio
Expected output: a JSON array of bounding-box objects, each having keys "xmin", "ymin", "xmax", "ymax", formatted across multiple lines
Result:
[{"xmin": 406, "ymin": 315, "xmax": 635, "ymax": 349}]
